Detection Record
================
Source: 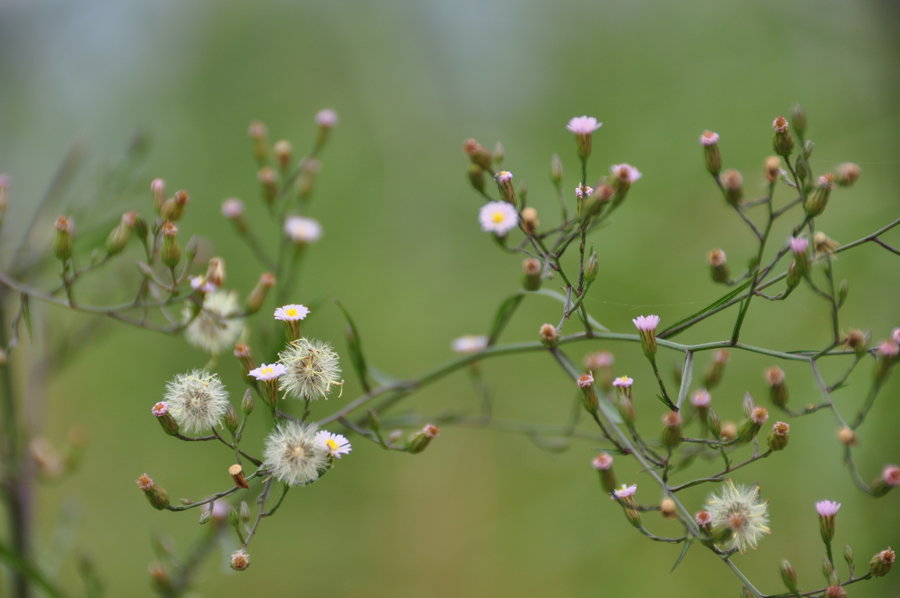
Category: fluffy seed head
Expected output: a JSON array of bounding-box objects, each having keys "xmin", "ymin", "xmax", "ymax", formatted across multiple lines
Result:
[
  {"xmin": 706, "ymin": 480, "xmax": 771, "ymax": 553},
  {"xmin": 264, "ymin": 421, "xmax": 329, "ymax": 486},
  {"xmin": 184, "ymin": 291, "xmax": 244, "ymax": 354},
  {"xmin": 163, "ymin": 370, "xmax": 230, "ymax": 434},
  {"xmin": 278, "ymin": 338, "xmax": 343, "ymax": 400}
]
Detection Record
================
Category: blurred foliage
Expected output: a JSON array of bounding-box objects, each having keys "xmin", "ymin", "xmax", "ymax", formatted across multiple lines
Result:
[{"xmin": 0, "ymin": 0, "xmax": 898, "ymax": 596}]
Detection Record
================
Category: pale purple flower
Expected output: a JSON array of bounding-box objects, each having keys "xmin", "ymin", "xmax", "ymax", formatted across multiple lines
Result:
[
  {"xmin": 422, "ymin": 424, "xmax": 440, "ymax": 438},
  {"xmin": 691, "ymin": 389, "xmax": 711, "ymax": 408},
  {"xmin": 314, "ymin": 430, "xmax": 352, "ymax": 458},
  {"xmin": 151, "ymin": 401, "xmax": 169, "ymax": 417},
  {"xmin": 591, "ymin": 453, "xmax": 613, "ymax": 470},
  {"xmin": 479, "ymin": 201, "xmax": 519, "ymax": 236},
  {"xmin": 700, "ymin": 131, "xmax": 720, "ymax": 146},
  {"xmin": 611, "ymin": 163, "xmax": 642, "ymax": 183},
  {"xmin": 274, "ymin": 304, "xmax": 310, "ymax": 321},
  {"xmin": 632, "ymin": 314, "xmax": 660, "ymax": 332},
  {"xmin": 567, "ymin": 115, "xmax": 602, "ymax": 135},
  {"xmin": 891, "ymin": 328, "xmax": 900, "ymax": 344},
  {"xmin": 577, "ymin": 373, "xmax": 594, "ymax": 388},
  {"xmin": 314, "ymin": 108, "xmax": 338, "ymax": 128},
  {"xmin": 190, "ymin": 276, "xmax": 217, "ymax": 294},
  {"xmin": 613, "ymin": 484, "xmax": 637, "ymax": 499},
  {"xmin": 612, "ymin": 376, "xmax": 633, "ymax": 388},
  {"xmin": 815, "ymin": 500, "xmax": 841, "ymax": 517},
  {"xmin": 789, "ymin": 236, "xmax": 809, "ymax": 255},
  {"xmin": 220, "ymin": 198, "xmax": 245, "ymax": 219},
  {"xmin": 495, "ymin": 170, "xmax": 513, "ymax": 183},
  {"xmin": 284, "ymin": 216, "xmax": 323, "ymax": 244},
  {"xmin": 877, "ymin": 340, "xmax": 899, "ymax": 357},
  {"xmin": 883, "ymin": 464, "xmax": 900, "ymax": 487},
  {"xmin": 575, "ymin": 184, "xmax": 594, "ymax": 199},
  {"xmin": 249, "ymin": 363, "xmax": 287, "ymax": 381}
]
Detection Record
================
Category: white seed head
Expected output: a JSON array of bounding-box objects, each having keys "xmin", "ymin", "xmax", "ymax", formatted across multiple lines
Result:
[
  {"xmin": 184, "ymin": 291, "xmax": 245, "ymax": 354},
  {"xmin": 264, "ymin": 421, "xmax": 329, "ymax": 486},
  {"xmin": 277, "ymin": 338, "xmax": 343, "ymax": 400},
  {"xmin": 163, "ymin": 370, "xmax": 230, "ymax": 434}
]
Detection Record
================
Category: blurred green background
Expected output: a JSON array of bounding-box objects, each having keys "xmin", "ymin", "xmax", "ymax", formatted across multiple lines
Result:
[{"xmin": 1, "ymin": 0, "xmax": 899, "ymax": 596}]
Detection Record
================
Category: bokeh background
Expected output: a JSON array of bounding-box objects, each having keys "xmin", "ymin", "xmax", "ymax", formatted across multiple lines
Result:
[{"xmin": 1, "ymin": 0, "xmax": 898, "ymax": 596}]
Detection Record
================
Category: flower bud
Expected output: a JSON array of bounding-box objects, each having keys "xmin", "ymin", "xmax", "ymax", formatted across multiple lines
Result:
[
  {"xmin": 707, "ymin": 249, "xmax": 729, "ymax": 283},
  {"xmin": 768, "ymin": 421, "xmax": 790, "ymax": 451},
  {"xmin": 230, "ymin": 549, "xmax": 251, "ymax": 571},
  {"xmin": 248, "ymin": 120, "xmax": 268, "ymax": 163},
  {"xmin": 764, "ymin": 156, "xmax": 781, "ymax": 183},
  {"xmin": 160, "ymin": 222, "xmax": 180, "ymax": 269},
  {"xmin": 234, "ymin": 344, "xmax": 255, "ymax": 379},
  {"xmin": 53, "ymin": 216, "xmax": 75, "ymax": 261},
  {"xmin": 467, "ymin": 165, "xmax": 485, "ymax": 193},
  {"xmin": 205, "ymin": 257, "xmax": 226, "ymax": 288},
  {"xmin": 149, "ymin": 563, "xmax": 172, "ymax": 593},
  {"xmin": 229, "ymin": 464, "xmax": 249, "ymax": 489},
  {"xmin": 835, "ymin": 162, "xmax": 860, "ymax": 187},
  {"xmin": 522, "ymin": 258, "xmax": 542, "ymax": 291},
  {"xmin": 738, "ymin": 406, "xmax": 768, "ymax": 443},
  {"xmin": 780, "ymin": 560, "xmax": 799, "ymax": 594},
  {"xmin": 491, "ymin": 141, "xmax": 505, "ymax": 165},
  {"xmin": 661, "ymin": 411, "xmax": 682, "ymax": 448},
  {"xmin": 719, "ymin": 420, "xmax": 738, "ymax": 442},
  {"xmin": 150, "ymin": 178, "xmax": 166, "ymax": 212},
  {"xmin": 274, "ymin": 139, "xmax": 293, "ymax": 169},
  {"xmin": 632, "ymin": 315, "xmax": 659, "ymax": 358},
  {"xmin": 521, "ymin": 207, "xmax": 539, "ymax": 235},
  {"xmin": 136, "ymin": 473, "xmax": 170, "ymax": 510},
  {"xmin": 494, "ymin": 170, "xmax": 516, "ymax": 204},
  {"xmin": 585, "ymin": 351, "xmax": 614, "ymax": 391},
  {"xmin": 700, "ymin": 131, "xmax": 721, "ymax": 176},
  {"xmin": 837, "ymin": 426, "xmax": 856, "ymax": 446},
  {"xmin": 871, "ymin": 464, "xmax": 900, "ymax": 497},
  {"xmin": 844, "ymin": 329, "xmax": 869, "ymax": 355},
  {"xmin": 160, "ymin": 190, "xmax": 189, "ymax": 222},
  {"xmin": 151, "ymin": 402, "xmax": 179, "ymax": 436},
  {"xmin": 805, "ymin": 174, "xmax": 834, "ymax": 217},
  {"xmin": 241, "ymin": 388, "xmax": 254, "ymax": 415},
  {"xmin": 313, "ymin": 109, "xmax": 338, "ymax": 147},
  {"xmin": 539, "ymin": 323, "xmax": 558, "ymax": 346},
  {"xmin": 550, "ymin": 154, "xmax": 563, "ymax": 186},
  {"xmin": 577, "ymin": 372, "xmax": 598, "ymax": 414},
  {"xmin": 721, "ymin": 169, "xmax": 743, "ymax": 206},
  {"xmin": 765, "ymin": 366, "xmax": 788, "ymax": 408},
  {"xmin": 706, "ymin": 408, "xmax": 721, "ymax": 439},
  {"xmin": 790, "ymin": 104, "xmax": 807, "ymax": 136},
  {"xmin": 258, "ymin": 166, "xmax": 278, "ymax": 204},
  {"xmin": 591, "ymin": 453, "xmax": 616, "ymax": 494},
  {"xmin": 463, "ymin": 138, "xmax": 492, "ymax": 170},
  {"xmin": 407, "ymin": 424, "xmax": 440, "ymax": 454},
  {"xmin": 824, "ymin": 585, "xmax": 846, "ymax": 598},
  {"xmin": 224, "ymin": 405, "xmax": 239, "ymax": 435},
  {"xmin": 106, "ymin": 211, "xmax": 137, "ymax": 256},
  {"xmin": 843, "ymin": 544, "xmax": 854, "ymax": 569},
  {"xmin": 659, "ymin": 497, "xmax": 676, "ymax": 519},
  {"xmin": 703, "ymin": 350, "xmax": 729, "ymax": 389},
  {"xmin": 772, "ymin": 116, "xmax": 793, "ymax": 157},
  {"xmin": 869, "ymin": 547, "xmax": 895, "ymax": 577},
  {"xmin": 814, "ymin": 232, "xmax": 839, "ymax": 257},
  {"xmin": 585, "ymin": 251, "xmax": 599, "ymax": 283},
  {"xmin": 245, "ymin": 272, "xmax": 276, "ymax": 313}
]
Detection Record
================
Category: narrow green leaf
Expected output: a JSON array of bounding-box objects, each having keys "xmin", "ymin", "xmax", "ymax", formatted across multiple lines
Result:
[
  {"xmin": 21, "ymin": 294, "xmax": 33, "ymax": 339},
  {"xmin": 659, "ymin": 278, "xmax": 753, "ymax": 339},
  {"xmin": 488, "ymin": 293, "xmax": 525, "ymax": 345},
  {"xmin": 335, "ymin": 300, "xmax": 371, "ymax": 392},
  {"xmin": 670, "ymin": 538, "xmax": 693, "ymax": 573}
]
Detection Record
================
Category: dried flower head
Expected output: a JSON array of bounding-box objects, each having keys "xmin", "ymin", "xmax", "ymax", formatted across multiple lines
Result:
[
  {"xmin": 230, "ymin": 549, "xmax": 251, "ymax": 571},
  {"xmin": 479, "ymin": 201, "xmax": 519, "ymax": 236},
  {"xmin": 163, "ymin": 370, "xmax": 230, "ymax": 434},
  {"xmin": 695, "ymin": 510, "xmax": 712, "ymax": 526},
  {"xmin": 706, "ymin": 480, "xmax": 770, "ymax": 553},
  {"xmin": 184, "ymin": 291, "xmax": 244, "ymax": 354},
  {"xmin": 264, "ymin": 421, "xmax": 329, "ymax": 486},
  {"xmin": 314, "ymin": 430, "xmax": 352, "ymax": 458},
  {"xmin": 278, "ymin": 338, "xmax": 343, "ymax": 400},
  {"xmin": 772, "ymin": 116, "xmax": 789, "ymax": 133},
  {"xmin": 151, "ymin": 401, "xmax": 169, "ymax": 417}
]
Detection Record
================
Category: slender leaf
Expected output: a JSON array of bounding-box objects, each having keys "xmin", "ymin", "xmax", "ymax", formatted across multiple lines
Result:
[
  {"xmin": 670, "ymin": 538, "xmax": 693, "ymax": 572},
  {"xmin": 658, "ymin": 278, "xmax": 753, "ymax": 339},
  {"xmin": 488, "ymin": 293, "xmax": 524, "ymax": 345},
  {"xmin": 336, "ymin": 300, "xmax": 371, "ymax": 392}
]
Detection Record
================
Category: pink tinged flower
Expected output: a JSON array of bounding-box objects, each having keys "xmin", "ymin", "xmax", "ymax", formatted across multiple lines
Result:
[
  {"xmin": 220, "ymin": 198, "xmax": 245, "ymax": 218},
  {"xmin": 577, "ymin": 373, "xmax": 594, "ymax": 388},
  {"xmin": 274, "ymin": 304, "xmax": 310, "ymax": 321},
  {"xmin": 315, "ymin": 108, "xmax": 338, "ymax": 128},
  {"xmin": 585, "ymin": 351, "xmax": 614, "ymax": 369},
  {"xmin": 151, "ymin": 402, "xmax": 169, "ymax": 417},
  {"xmin": 284, "ymin": 216, "xmax": 323, "ymax": 244},
  {"xmin": 612, "ymin": 376, "xmax": 633, "ymax": 388},
  {"xmin": 591, "ymin": 453, "xmax": 613, "ymax": 470},
  {"xmin": 136, "ymin": 473, "xmax": 154, "ymax": 490},
  {"xmin": 816, "ymin": 500, "xmax": 841, "ymax": 517},
  {"xmin": 452, "ymin": 335, "xmax": 488, "ymax": 354},
  {"xmin": 478, "ymin": 201, "xmax": 519, "ymax": 236},
  {"xmin": 632, "ymin": 314, "xmax": 660, "ymax": 332},
  {"xmin": 611, "ymin": 163, "xmax": 642, "ymax": 183},
  {"xmin": 314, "ymin": 430, "xmax": 352, "ymax": 458},
  {"xmin": 700, "ymin": 131, "xmax": 720, "ymax": 146},
  {"xmin": 210, "ymin": 500, "xmax": 229, "ymax": 521},
  {"xmin": 249, "ymin": 363, "xmax": 287, "ymax": 381},
  {"xmin": 422, "ymin": 424, "xmax": 440, "ymax": 438},
  {"xmin": 695, "ymin": 510, "xmax": 712, "ymax": 526},
  {"xmin": 877, "ymin": 341, "xmax": 899, "ymax": 357},
  {"xmin": 789, "ymin": 236, "xmax": 809, "ymax": 254},
  {"xmin": 883, "ymin": 464, "xmax": 900, "ymax": 487},
  {"xmin": 613, "ymin": 484, "xmax": 637, "ymax": 499},
  {"xmin": 750, "ymin": 406, "xmax": 769, "ymax": 425},
  {"xmin": 567, "ymin": 115, "xmax": 602, "ymax": 135},
  {"xmin": 818, "ymin": 175, "xmax": 835, "ymax": 189},
  {"xmin": 663, "ymin": 411, "xmax": 682, "ymax": 427},
  {"xmin": 190, "ymin": 276, "xmax": 217, "ymax": 294},
  {"xmin": 772, "ymin": 116, "xmax": 789, "ymax": 133},
  {"xmin": 691, "ymin": 389, "xmax": 711, "ymax": 408},
  {"xmin": 495, "ymin": 170, "xmax": 513, "ymax": 183},
  {"xmin": 891, "ymin": 328, "xmax": 900, "ymax": 344},
  {"xmin": 575, "ymin": 184, "xmax": 594, "ymax": 199}
]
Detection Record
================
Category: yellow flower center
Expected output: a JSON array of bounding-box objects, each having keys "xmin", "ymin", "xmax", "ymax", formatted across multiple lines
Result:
[
  {"xmin": 491, "ymin": 211, "xmax": 505, "ymax": 224},
  {"xmin": 285, "ymin": 307, "xmax": 298, "ymax": 317}
]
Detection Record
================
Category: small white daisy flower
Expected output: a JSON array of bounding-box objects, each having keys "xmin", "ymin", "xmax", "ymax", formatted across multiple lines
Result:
[
  {"xmin": 183, "ymin": 291, "xmax": 244, "ymax": 354},
  {"xmin": 274, "ymin": 304, "xmax": 310, "ymax": 322},
  {"xmin": 706, "ymin": 479, "xmax": 771, "ymax": 553},
  {"xmin": 451, "ymin": 335, "xmax": 488, "ymax": 354},
  {"xmin": 613, "ymin": 484, "xmax": 637, "ymax": 499},
  {"xmin": 314, "ymin": 430, "xmax": 352, "ymax": 458},
  {"xmin": 567, "ymin": 116, "xmax": 602, "ymax": 135},
  {"xmin": 264, "ymin": 421, "xmax": 329, "ymax": 486},
  {"xmin": 163, "ymin": 370, "xmax": 230, "ymax": 434},
  {"xmin": 278, "ymin": 338, "xmax": 343, "ymax": 400},
  {"xmin": 284, "ymin": 216, "xmax": 323, "ymax": 244},
  {"xmin": 479, "ymin": 201, "xmax": 519, "ymax": 236},
  {"xmin": 248, "ymin": 363, "xmax": 287, "ymax": 381}
]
